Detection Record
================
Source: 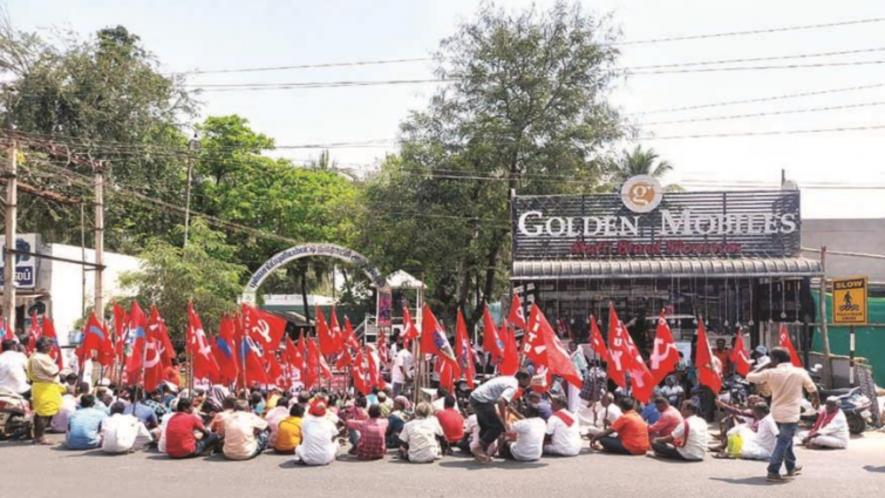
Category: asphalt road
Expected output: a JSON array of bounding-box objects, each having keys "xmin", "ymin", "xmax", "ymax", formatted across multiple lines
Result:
[{"xmin": 2, "ymin": 431, "xmax": 883, "ymax": 498}]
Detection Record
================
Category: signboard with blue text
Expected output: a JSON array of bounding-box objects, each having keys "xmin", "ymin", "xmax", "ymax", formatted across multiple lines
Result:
[{"xmin": 0, "ymin": 234, "xmax": 39, "ymax": 289}]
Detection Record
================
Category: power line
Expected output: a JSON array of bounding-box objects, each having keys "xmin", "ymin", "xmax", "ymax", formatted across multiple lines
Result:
[
  {"xmin": 626, "ymin": 46, "xmax": 885, "ymax": 69},
  {"xmin": 174, "ymin": 57, "xmax": 431, "ymax": 75},
  {"xmin": 638, "ymin": 100, "xmax": 885, "ymax": 126},
  {"xmin": 614, "ymin": 16, "xmax": 885, "ymax": 46},
  {"xmin": 632, "ymin": 82, "xmax": 885, "ymax": 115},
  {"xmin": 630, "ymin": 59, "xmax": 885, "ymax": 75},
  {"xmin": 186, "ymin": 78, "xmax": 454, "ymax": 91},
  {"xmin": 643, "ymin": 123, "xmax": 885, "ymax": 140}
]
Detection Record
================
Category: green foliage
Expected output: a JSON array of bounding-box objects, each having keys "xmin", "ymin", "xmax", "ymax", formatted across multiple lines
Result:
[
  {"xmin": 609, "ymin": 145, "xmax": 674, "ymax": 186},
  {"xmin": 359, "ymin": 1, "xmax": 624, "ymax": 323},
  {"xmin": 0, "ymin": 18, "xmax": 194, "ymax": 251},
  {"xmin": 118, "ymin": 219, "xmax": 245, "ymax": 338}
]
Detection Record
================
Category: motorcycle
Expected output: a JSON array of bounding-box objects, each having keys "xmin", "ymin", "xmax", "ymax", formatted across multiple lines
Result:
[
  {"xmin": 804, "ymin": 364, "xmax": 873, "ymax": 435},
  {"xmin": 0, "ymin": 387, "xmax": 33, "ymax": 440},
  {"xmin": 721, "ymin": 374, "xmax": 750, "ymax": 406}
]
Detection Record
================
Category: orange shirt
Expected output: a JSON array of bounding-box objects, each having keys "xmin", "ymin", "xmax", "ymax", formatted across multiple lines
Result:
[{"xmin": 611, "ymin": 411, "xmax": 650, "ymax": 455}]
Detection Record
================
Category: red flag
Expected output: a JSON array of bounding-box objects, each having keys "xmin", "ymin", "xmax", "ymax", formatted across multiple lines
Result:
[
  {"xmin": 329, "ymin": 308, "xmax": 344, "ymax": 352},
  {"xmin": 26, "ymin": 311, "xmax": 41, "ymax": 354},
  {"xmin": 284, "ymin": 337, "xmax": 305, "ymax": 372},
  {"xmin": 508, "ymin": 294, "xmax": 526, "ymax": 329},
  {"xmin": 265, "ymin": 353, "xmax": 285, "ymax": 387},
  {"xmin": 606, "ymin": 305, "xmax": 628, "ymax": 389},
  {"xmin": 588, "ymin": 315, "xmax": 609, "ymax": 362},
  {"xmin": 402, "ymin": 306, "xmax": 419, "ymax": 349},
  {"xmin": 187, "ymin": 303, "xmax": 220, "ymax": 383},
  {"xmin": 436, "ymin": 356, "xmax": 457, "ymax": 392},
  {"xmin": 730, "ymin": 328, "xmax": 752, "ymax": 377},
  {"xmin": 367, "ymin": 346, "xmax": 386, "ymax": 390},
  {"xmin": 420, "ymin": 305, "xmax": 460, "ymax": 377},
  {"xmin": 241, "ymin": 303, "xmax": 286, "ymax": 351},
  {"xmin": 523, "ymin": 307, "xmax": 549, "ymax": 366},
  {"xmin": 342, "ymin": 316, "xmax": 360, "ymax": 350},
  {"xmin": 696, "ymin": 319, "xmax": 722, "ymax": 394},
  {"xmin": 315, "ymin": 307, "xmax": 339, "ymax": 357},
  {"xmin": 142, "ymin": 311, "xmax": 169, "ymax": 392},
  {"xmin": 240, "ymin": 336, "xmax": 270, "ymax": 387},
  {"xmin": 148, "ymin": 306, "xmax": 175, "ymax": 368},
  {"xmin": 351, "ymin": 349, "xmax": 372, "ymax": 395},
  {"xmin": 527, "ymin": 305, "xmax": 582, "ymax": 389},
  {"xmin": 498, "ymin": 322, "xmax": 519, "ymax": 375},
  {"xmin": 112, "ymin": 303, "xmax": 127, "ymax": 362},
  {"xmin": 481, "ymin": 304, "xmax": 504, "ymax": 363},
  {"xmin": 649, "ymin": 312, "xmax": 680, "ymax": 385},
  {"xmin": 300, "ymin": 333, "xmax": 317, "ymax": 390},
  {"xmin": 42, "ymin": 317, "xmax": 64, "ymax": 370},
  {"xmin": 80, "ymin": 313, "xmax": 114, "ymax": 367},
  {"xmin": 778, "ymin": 323, "xmax": 803, "ymax": 367},
  {"xmin": 125, "ymin": 301, "xmax": 148, "ymax": 375},
  {"xmin": 213, "ymin": 315, "xmax": 239, "ymax": 385},
  {"xmin": 307, "ymin": 338, "xmax": 331, "ymax": 383},
  {"xmin": 455, "ymin": 309, "xmax": 477, "ymax": 389}
]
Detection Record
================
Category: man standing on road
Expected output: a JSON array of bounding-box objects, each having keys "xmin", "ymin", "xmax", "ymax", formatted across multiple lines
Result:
[
  {"xmin": 747, "ymin": 347, "xmax": 819, "ymax": 482},
  {"xmin": 468, "ymin": 371, "xmax": 532, "ymax": 463},
  {"xmin": 391, "ymin": 339, "xmax": 414, "ymax": 398}
]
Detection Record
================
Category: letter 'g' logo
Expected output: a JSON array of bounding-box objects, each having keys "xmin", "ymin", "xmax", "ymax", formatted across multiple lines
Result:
[{"xmin": 621, "ymin": 175, "xmax": 663, "ymax": 213}]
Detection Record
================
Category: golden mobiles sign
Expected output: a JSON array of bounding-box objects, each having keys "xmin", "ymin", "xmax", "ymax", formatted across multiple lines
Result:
[
  {"xmin": 832, "ymin": 276, "xmax": 868, "ymax": 325},
  {"xmin": 512, "ymin": 179, "xmax": 801, "ymax": 259}
]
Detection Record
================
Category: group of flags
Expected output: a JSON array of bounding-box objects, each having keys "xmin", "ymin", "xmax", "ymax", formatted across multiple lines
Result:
[{"xmin": 585, "ymin": 303, "xmax": 804, "ymax": 403}]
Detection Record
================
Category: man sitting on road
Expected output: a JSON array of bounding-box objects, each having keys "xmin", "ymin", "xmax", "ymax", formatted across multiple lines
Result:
[
  {"xmin": 101, "ymin": 401, "xmax": 152, "ymax": 454},
  {"xmin": 590, "ymin": 397, "xmax": 650, "ymax": 456},
  {"xmin": 66, "ymin": 393, "xmax": 107, "ymax": 450},
  {"xmin": 399, "ymin": 401, "xmax": 445, "ymax": 463},
  {"xmin": 647, "ymin": 396, "xmax": 684, "ymax": 438},
  {"xmin": 164, "ymin": 397, "xmax": 218, "ymax": 459},
  {"xmin": 800, "ymin": 396, "xmax": 849, "ymax": 450},
  {"xmin": 274, "ymin": 403, "xmax": 304, "ymax": 455},
  {"xmin": 293, "ymin": 401, "xmax": 339, "ymax": 466},
  {"xmin": 543, "ymin": 396, "xmax": 581, "ymax": 457},
  {"xmin": 435, "ymin": 395, "xmax": 465, "ymax": 454},
  {"xmin": 581, "ymin": 392, "xmax": 622, "ymax": 438},
  {"xmin": 222, "ymin": 399, "xmax": 270, "ymax": 460},
  {"xmin": 500, "ymin": 404, "xmax": 546, "ymax": 462},
  {"xmin": 651, "ymin": 399, "xmax": 708, "ymax": 461},
  {"xmin": 346, "ymin": 403, "xmax": 388, "ymax": 460}
]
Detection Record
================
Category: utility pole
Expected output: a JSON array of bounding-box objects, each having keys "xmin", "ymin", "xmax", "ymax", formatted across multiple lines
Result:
[
  {"xmin": 93, "ymin": 160, "xmax": 105, "ymax": 319},
  {"xmin": 818, "ymin": 246, "xmax": 833, "ymax": 388},
  {"xmin": 183, "ymin": 133, "xmax": 198, "ymax": 247},
  {"xmin": 3, "ymin": 134, "xmax": 17, "ymax": 331}
]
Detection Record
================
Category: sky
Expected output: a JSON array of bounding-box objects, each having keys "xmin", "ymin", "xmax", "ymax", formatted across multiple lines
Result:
[{"xmin": 7, "ymin": 0, "xmax": 885, "ymax": 219}]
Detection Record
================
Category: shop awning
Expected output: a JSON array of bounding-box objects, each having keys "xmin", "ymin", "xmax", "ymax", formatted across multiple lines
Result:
[{"xmin": 512, "ymin": 257, "xmax": 823, "ymax": 280}]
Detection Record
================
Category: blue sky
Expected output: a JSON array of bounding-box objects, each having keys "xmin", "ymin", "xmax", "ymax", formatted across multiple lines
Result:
[{"xmin": 7, "ymin": 0, "xmax": 885, "ymax": 218}]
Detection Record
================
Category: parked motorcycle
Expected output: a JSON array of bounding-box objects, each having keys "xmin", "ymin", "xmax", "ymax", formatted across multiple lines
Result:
[
  {"xmin": 0, "ymin": 388, "xmax": 33, "ymax": 440},
  {"xmin": 803, "ymin": 364, "xmax": 873, "ymax": 435}
]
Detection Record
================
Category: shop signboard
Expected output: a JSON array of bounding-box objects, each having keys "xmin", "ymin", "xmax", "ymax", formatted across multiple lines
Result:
[
  {"xmin": 512, "ymin": 180, "xmax": 801, "ymax": 260},
  {"xmin": 0, "ymin": 234, "xmax": 39, "ymax": 289}
]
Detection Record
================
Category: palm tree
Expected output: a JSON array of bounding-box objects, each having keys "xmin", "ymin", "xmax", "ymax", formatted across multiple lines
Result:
[{"xmin": 611, "ymin": 145, "xmax": 673, "ymax": 185}]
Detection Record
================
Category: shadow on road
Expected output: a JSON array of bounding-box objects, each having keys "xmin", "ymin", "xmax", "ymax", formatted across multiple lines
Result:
[
  {"xmin": 437, "ymin": 459, "xmax": 547, "ymax": 471},
  {"xmin": 863, "ymin": 465, "xmax": 885, "ymax": 473},
  {"xmin": 709, "ymin": 476, "xmax": 781, "ymax": 486}
]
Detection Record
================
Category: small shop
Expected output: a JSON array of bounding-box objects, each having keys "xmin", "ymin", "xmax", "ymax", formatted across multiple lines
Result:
[{"xmin": 510, "ymin": 176, "xmax": 823, "ymax": 356}]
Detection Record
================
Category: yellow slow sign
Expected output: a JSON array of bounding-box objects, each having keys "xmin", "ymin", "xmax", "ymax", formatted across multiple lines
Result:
[{"xmin": 832, "ymin": 276, "xmax": 868, "ymax": 325}]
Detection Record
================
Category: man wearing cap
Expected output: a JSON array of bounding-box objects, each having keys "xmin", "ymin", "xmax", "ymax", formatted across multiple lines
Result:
[
  {"xmin": 747, "ymin": 347, "xmax": 819, "ymax": 482},
  {"xmin": 293, "ymin": 401, "xmax": 339, "ymax": 465},
  {"xmin": 801, "ymin": 396, "xmax": 849, "ymax": 450}
]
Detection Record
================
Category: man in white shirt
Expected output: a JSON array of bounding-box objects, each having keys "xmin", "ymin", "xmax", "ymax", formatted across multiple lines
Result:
[
  {"xmin": 0, "ymin": 340, "xmax": 29, "ymax": 395},
  {"xmin": 222, "ymin": 400, "xmax": 270, "ymax": 460},
  {"xmin": 101, "ymin": 402, "xmax": 153, "ymax": 453},
  {"xmin": 50, "ymin": 388, "xmax": 78, "ymax": 433},
  {"xmin": 544, "ymin": 396, "xmax": 581, "ymax": 457},
  {"xmin": 581, "ymin": 393, "xmax": 622, "ymax": 437},
  {"xmin": 651, "ymin": 399, "xmax": 708, "ymax": 461},
  {"xmin": 391, "ymin": 342, "xmax": 414, "ymax": 398},
  {"xmin": 801, "ymin": 396, "xmax": 849, "ymax": 450},
  {"xmin": 747, "ymin": 347, "xmax": 819, "ymax": 482},
  {"xmin": 294, "ymin": 402, "xmax": 339, "ymax": 465},
  {"xmin": 398, "ymin": 401, "xmax": 444, "ymax": 463},
  {"xmin": 502, "ymin": 405, "xmax": 545, "ymax": 461}
]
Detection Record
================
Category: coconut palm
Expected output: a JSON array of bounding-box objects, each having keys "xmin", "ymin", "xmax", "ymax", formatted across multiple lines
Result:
[{"xmin": 610, "ymin": 145, "xmax": 673, "ymax": 184}]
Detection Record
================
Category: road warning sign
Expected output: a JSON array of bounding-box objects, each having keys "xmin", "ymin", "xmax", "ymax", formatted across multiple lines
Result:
[{"xmin": 833, "ymin": 276, "xmax": 868, "ymax": 325}]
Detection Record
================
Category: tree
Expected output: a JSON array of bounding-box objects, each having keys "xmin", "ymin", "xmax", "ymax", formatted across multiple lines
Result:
[
  {"xmin": 118, "ymin": 219, "xmax": 246, "ymax": 339},
  {"xmin": 358, "ymin": 1, "xmax": 624, "ymax": 324},
  {"xmin": 610, "ymin": 145, "xmax": 673, "ymax": 185},
  {"xmin": 0, "ymin": 17, "xmax": 194, "ymax": 251}
]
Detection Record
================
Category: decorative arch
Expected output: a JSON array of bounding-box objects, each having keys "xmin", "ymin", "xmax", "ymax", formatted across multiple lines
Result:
[{"xmin": 240, "ymin": 243, "xmax": 386, "ymax": 304}]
